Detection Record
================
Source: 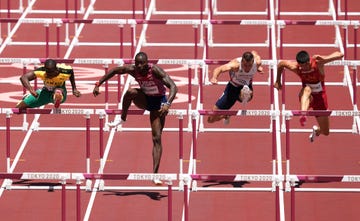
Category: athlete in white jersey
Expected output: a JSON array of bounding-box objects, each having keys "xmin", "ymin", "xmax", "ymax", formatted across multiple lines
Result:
[{"xmin": 208, "ymin": 51, "xmax": 263, "ymax": 124}]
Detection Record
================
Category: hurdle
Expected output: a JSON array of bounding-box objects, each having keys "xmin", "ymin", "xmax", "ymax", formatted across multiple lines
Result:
[
  {"xmin": 99, "ymin": 109, "xmax": 187, "ymax": 176},
  {"xmin": 276, "ymin": 0, "xmax": 334, "ymax": 18},
  {"xmin": 79, "ymin": 172, "xmax": 177, "ymax": 221},
  {"xmin": 283, "ymin": 109, "xmax": 360, "ymax": 191},
  {"xmin": 178, "ymin": 173, "xmax": 283, "ymax": 221},
  {"xmin": 287, "ymin": 174, "xmax": 360, "ymax": 221},
  {"xmin": 204, "ymin": 20, "xmax": 274, "ymax": 59},
  {"xmin": 209, "ymin": 0, "xmax": 270, "ymax": 19},
  {"xmin": 152, "ymin": 0, "xmax": 209, "ymax": 19},
  {"xmin": 193, "ymin": 109, "xmax": 280, "ymax": 185},
  {"xmin": 4, "ymin": 108, "xmax": 94, "ymax": 174},
  {"xmin": 0, "ymin": 172, "xmax": 73, "ymax": 221},
  {"xmin": 277, "ymin": 0, "xmax": 360, "ymax": 20},
  {"xmin": 0, "ymin": 171, "xmax": 177, "ymax": 221}
]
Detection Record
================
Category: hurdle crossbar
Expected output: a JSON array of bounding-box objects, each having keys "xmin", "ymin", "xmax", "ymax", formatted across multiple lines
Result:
[
  {"xmin": 11, "ymin": 108, "xmax": 94, "ymax": 115},
  {"xmin": 198, "ymin": 109, "xmax": 278, "ymax": 117},
  {"xmin": 0, "ymin": 172, "xmax": 71, "ymax": 180},
  {"xmin": 191, "ymin": 174, "xmax": 279, "ymax": 182},
  {"xmin": 288, "ymin": 175, "xmax": 360, "ymax": 183},
  {"xmin": 103, "ymin": 109, "xmax": 187, "ymax": 116},
  {"xmin": 288, "ymin": 173, "xmax": 360, "ymax": 221},
  {"xmin": 286, "ymin": 110, "xmax": 360, "ymax": 117},
  {"xmin": 74, "ymin": 173, "xmax": 177, "ymax": 181}
]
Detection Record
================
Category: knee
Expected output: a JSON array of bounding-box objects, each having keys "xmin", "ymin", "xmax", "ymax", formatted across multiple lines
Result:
[
  {"xmin": 152, "ymin": 133, "xmax": 162, "ymax": 145},
  {"xmin": 124, "ymin": 88, "xmax": 138, "ymax": 98}
]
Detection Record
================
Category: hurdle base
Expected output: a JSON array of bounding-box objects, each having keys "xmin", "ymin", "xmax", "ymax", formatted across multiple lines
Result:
[
  {"xmin": 98, "ymin": 179, "xmax": 105, "ymax": 191},
  {"xmin": 191, "ymin": 180, "xmax": 198, "ymax": 191},
  {"xmin": 5, "ymin": 179, "xmax": 13, "ymax": 190},
  {"xmin": 22, "ymin": 122, "xmax": 29, "ymax": 131},
  {"xmin": 85, "ymin": 179, "xmax": 92, "ymax": 191}
]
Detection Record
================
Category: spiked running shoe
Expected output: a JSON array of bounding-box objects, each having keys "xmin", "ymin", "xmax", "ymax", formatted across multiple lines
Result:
[
  {"xmin": 53, "ymin": 90, "xmax": 63, "ymax": 109},
  {"xmin": 309, "ymin": 125, "xmax": 318, "ymax": 142}
]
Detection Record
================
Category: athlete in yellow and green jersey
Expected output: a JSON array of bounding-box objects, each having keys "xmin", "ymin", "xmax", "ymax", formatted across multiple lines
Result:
[{"xmin": 16, "ymin": 59, "xmax": 81, "ymax": 110}]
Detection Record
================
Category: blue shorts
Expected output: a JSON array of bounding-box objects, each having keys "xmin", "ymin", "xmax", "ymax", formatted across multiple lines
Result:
[
  {"xmin": 215, "ymin": 82, "xmax": 253, "ymax": 109},
  {"xmin": 145, "ymin": 95, "xmax": 167, "ymax": 111}
]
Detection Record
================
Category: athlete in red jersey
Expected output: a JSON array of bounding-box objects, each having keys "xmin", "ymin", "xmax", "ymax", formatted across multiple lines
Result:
[
  {"xmin": 93, "ymin": 52, "xmax": 178, "ymax": 184},
  {"xmin": 274, "ymin": 50, "xmax": 344, "ymax": 142}
]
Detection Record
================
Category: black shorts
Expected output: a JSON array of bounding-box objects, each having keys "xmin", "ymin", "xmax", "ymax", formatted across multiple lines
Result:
[
  {"xmin": 215, "ymin": 82, "xmax": 253, "ymax": 109},
  {"xmin": 145, "ymin": 95, "xmax": 167, "ymax": 111}
]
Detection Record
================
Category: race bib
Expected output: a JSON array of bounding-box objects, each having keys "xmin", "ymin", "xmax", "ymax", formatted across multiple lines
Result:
[
  {"xmin": 141, "ymin": 86, "xmax": 160, "ymax": 95},
  {"xmin": 306, "ymin": 82, "xmax": 323, "ymax": 93}
]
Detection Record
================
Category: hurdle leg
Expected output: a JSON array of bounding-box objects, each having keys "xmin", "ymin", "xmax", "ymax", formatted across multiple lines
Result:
[
  {"xmin": 276, "ymin": 185, "xmax": 280, "ymax": 221},
  {"xmin": 6, "ymin": 111, "xmax": 11, "ymax": 173},
  {"xmin": 285, "ymin": 113, "xmax": 291, "ymax": 191},
  {"xmin": 184, "ymin": 180, "xmax": 189, "ymax": 221},
  {"xmin": 76, "ymin": 179, "xmax": 81, "ymax": 221},
  {"xmin": 167, "ymin": 180, "xmax": 173, "ymax": 221},
  {"xmin": 61, "ymin": 179, "xmax": 66, "ymax": 221},
  {"xmin": 178, "ymin": 114, "xmax": 184, "ymax": 191},
  {"xmin": 291, "ymin": 184, "xmax": 295, "ymax": 221},
  {"xmin": 98, "ymin": 113, "xmax": 105, "ymax": 190},
  {"xmin": 191, "ymin": 112, "xmax": 198, "ymax": 192},
  {"xmin": 84, "ymin": 113, "xmax": 90, "ymax": 173},
  {"xmin": 99, "ymin": 113, "xmax": 105, "ymax": 173}
]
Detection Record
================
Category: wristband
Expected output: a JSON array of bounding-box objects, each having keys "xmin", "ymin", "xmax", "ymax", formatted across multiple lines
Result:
[
  {"xmin": 95, "ymin": 82, "xmax": 101, "ymax": 87},
  {"xmin": 162, "ymin": 101, "xmax": 171, "ymax": 107}
]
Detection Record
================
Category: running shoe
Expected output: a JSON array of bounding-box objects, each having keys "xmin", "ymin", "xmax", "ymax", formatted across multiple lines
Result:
[
  {"xmin": 309, "ymin": 125, "xmax": 318, "ymax": 142},
  {"xmin": 223, "ymin": 116, "xmax": 230, "ymax": 125},
  {"xmin": 299, "ymin": 115, "xmax": 307, "ymax": 127},
  {"xmin": 152, "ymin": 178, "xmax": 163, "ymax": 186},
  {"xmin": 53, "ymin": 90, "xmax": 63, "ymax": 108},
  {"xmin": 107, "ymin": 118, "xmax": 125, "ymax": 127},
  {"xmin": 241, "ymin": 85, "xmax": 251, "ymax": 104}
]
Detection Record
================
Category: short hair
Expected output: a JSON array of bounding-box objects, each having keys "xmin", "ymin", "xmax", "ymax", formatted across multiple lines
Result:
[
  {"xmin": 44, "ymin": 59, "xmax": 57, "ymax": 69},
  {"xmin": 242, "ymin": 51, "xmax": 254, "ymax": 62},
  {"xmin": 135, "ymin": 52, "xmax": 148, "ymax": 62},
  {"xmin": 296, "ymin": 50, "xmax": 310, "ymax": 64}
]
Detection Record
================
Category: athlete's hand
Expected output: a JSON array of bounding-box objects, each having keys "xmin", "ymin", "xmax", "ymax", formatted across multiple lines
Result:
[
  {"xmin": 73, "ymin": 89, "xmax": 81, "ymax": 97},
  {"xmin": 257, "ymin": 66, "xmax": 264, "ymax": 74},
  {"xmin": 30, "ymin": 90, "xmax": 38, "ymax": 97},
  {"xmin": 210, "ymin": 77, "xmax": 218, "ymax": 84},
  {"xmin": 159, "ymin": 104, "xmax": 170, "ymax": 117},
  {"xmin": 93, "ymin": 86, "xmax": 100, "ymax": 97}
]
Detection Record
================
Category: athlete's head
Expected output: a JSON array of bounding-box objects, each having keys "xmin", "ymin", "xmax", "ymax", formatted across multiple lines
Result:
[
  {"xmin": 241, "ymin": 51, "xmax": 254, "ymax": 73},
  {"xmin": 44, "ymin": 59, "xmax": 59, "ymax": 78},
  {"xmin": 135, "ymin": 52, "xmax": 149, "ymax": 74},
  {"xmin": 296, "ymin": 50, "xmax": 311, "ymax": 71}
]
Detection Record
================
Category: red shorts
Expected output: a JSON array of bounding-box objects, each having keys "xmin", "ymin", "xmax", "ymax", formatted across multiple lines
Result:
[{"xmin": 310, "ymin": 92, "xmax": 328, "ymax": 110}]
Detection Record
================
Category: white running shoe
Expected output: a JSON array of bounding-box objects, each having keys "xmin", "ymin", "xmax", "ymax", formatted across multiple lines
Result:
[
  {"xmin": 309, "ymin": 125, "xmax": 318, "ymax": 142},
  {"xmin": 107, "ymin": 118, "xmax": 125, "ymax": 127},
  {"xmin": 152, "ymin": 178, "xmax": 163, "ymax": 186},
  {"xmin": 241, "ymin": 85, "xmax": 251, "ymax": 104}
]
